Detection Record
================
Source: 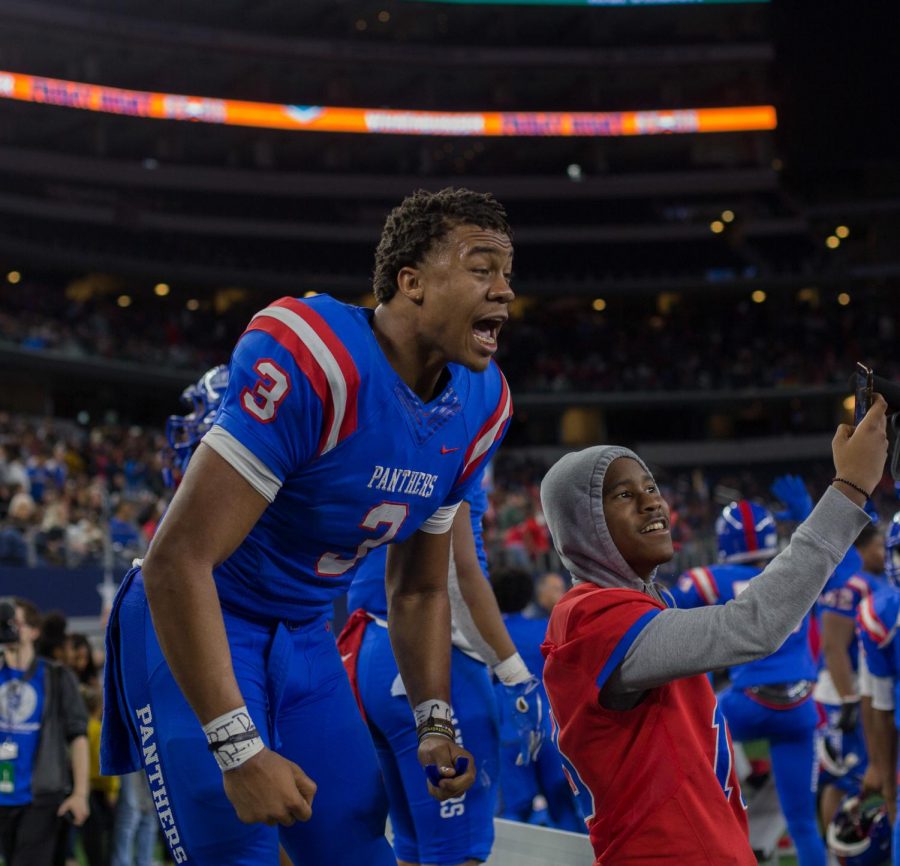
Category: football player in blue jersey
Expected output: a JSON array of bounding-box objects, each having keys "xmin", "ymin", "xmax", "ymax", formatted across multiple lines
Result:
[
  {"xmin": 817, "ymin": 521, "xmax": 886, "ymax": 825},
  {"xmin": 490, "ymin": 565, "xmax": 584, "ymax": 833},
  {"xmin": 101, "ymin": 188, "xmax": 516, "ymax": 866},
  {"xmin": 670, "ymin": 486, "xmax": 826, "ymax": 866},
  {"xmin": 858, "ymin": 511, "xmax": 900, "ymax": 858},
  {"xmin": 340, "ymin": 470, "xmax": 543, "ymax": 866}
]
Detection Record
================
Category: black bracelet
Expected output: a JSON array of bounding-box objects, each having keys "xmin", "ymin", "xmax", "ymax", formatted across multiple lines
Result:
[
  {"xmin": 207, "ymin": 728, "xmax": 260, "ymax": 752},
  {"xmin": 832, "ymin": 477, "xmax": 872, "ymax": 500},
  {"xmin": 416, "ymin": 717, "xmax": 456, "ymax": 744}
]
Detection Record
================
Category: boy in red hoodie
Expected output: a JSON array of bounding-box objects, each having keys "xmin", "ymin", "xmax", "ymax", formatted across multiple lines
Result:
[{"xmin": 539, "ymin": 398, "xmax": 888, "ymax": 866}]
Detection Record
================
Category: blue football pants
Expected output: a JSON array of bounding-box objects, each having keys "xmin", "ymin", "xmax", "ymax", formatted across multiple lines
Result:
[
  {"xmin": 719, "ymin": 688, "xmax": 825, "ymax": 866},
  {"xmin": 357, "ymin": 621, "xmax": 499, "ymax": 865},
  {"xmin": 109, "ymin": 570, "xmax": 395, "ymax": 866}
]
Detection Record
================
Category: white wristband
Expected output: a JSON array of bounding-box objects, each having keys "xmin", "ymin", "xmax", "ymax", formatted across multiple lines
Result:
[
  {"xmin": 413, "ymin": 699, "xmax": 453, "ymax": 728},
  {"xmin": 203, "ymin": 705, "xmax": 265, "ymax": 772},
  {"xmin": 494, "ymin": 652, "xmax": 532, "ymax": 686}
]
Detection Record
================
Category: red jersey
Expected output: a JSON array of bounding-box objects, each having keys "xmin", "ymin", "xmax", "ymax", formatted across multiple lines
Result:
[{"xmin": 541, "ymin": 583, "xmax": 753, "ymax": 866}]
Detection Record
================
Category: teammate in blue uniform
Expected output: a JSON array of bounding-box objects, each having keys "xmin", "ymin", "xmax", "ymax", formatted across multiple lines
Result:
[
  {"xmin": 816, "ymin": 522, "xmax": 886, "ymax": 825},
  {"xmin": 857, "ymin": 511, "xmax": 900, "ymax": 862},
  {"xmin": 342, "ymin": 469, "xmax": 543, "ymax": 866},
  {"xmin": 490, "ymin": 566, "xmax": 583, "ymax": 832},
  {"xmin": 670, "ymin": 494, "xmax": 826, "ymax": 866},
  {"xmin": 101, "ymin": 188, "xmax": 516, "ymax": 866}
]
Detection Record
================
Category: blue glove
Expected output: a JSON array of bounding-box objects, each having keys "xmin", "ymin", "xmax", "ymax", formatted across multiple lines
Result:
[
  {"xmin": 499, "ymin": 676, "xmax": 544, "ymax": 766},
  {"xmin": 770, "ymin": 474, "xmax": 813, "ymax": 523},
  {"xmin": 864, "ymin": 499, "xmax": 879, "ymax": 524},
  {"xmin": 425, "ymin": 757, "xmax": 469, "ymax": 788}
]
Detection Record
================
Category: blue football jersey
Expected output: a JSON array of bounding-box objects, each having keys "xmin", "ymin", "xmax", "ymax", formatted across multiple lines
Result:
[
  {"xmin": 819, "ymin": 564, "xmax": 886, "ymax": 673},
  {"xmin": 858, "ymin": 585, "xmax": 900, "ymax": 726},
  {"xmin": 671, "ymin": 563, "xmax": 817, "ymax": 687},
  {"xmin": 201, "ymin": 295, "xmax": 512, "ymax": 623},
  {"xmin": 502, "ymin": 613, "xmax": 549, "ymax": 682},
  {"xmin": 348, "ymin": 468, "xmax": 491, "ymax": 618}
]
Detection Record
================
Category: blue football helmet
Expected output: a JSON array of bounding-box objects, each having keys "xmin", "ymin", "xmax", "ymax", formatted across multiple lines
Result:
[
  {"xmin": 716, "ymin": 500, "xmax": 778, "ymax": 564},
  {"xmin": 164, "ymin": 364, "xmax": 229, "ymax": 481},
  {"xmin": 827, "ymin": 795, "xmax": 892, "ymax": 865},
  {"xmin": 886, "ymin": 511, "xmax": 900, "ymax": 588}
]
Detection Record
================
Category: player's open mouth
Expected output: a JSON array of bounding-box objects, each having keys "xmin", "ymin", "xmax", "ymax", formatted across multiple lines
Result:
[
  {"xmin": 639, "ymin": 518, "xmax": 669, "ymax": 535},
  {"xmin": 472, "ymin": 317, "xmax": 505, "ymax": 351}
]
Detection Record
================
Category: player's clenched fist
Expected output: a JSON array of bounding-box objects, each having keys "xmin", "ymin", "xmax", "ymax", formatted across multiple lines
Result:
[
  {"xmin": 223, "ymin": 748, "xmax": 316, "ymax": 826},
  {"xmin": 418, "ymin": 736, "xmax": 476, "ymax": 802}
]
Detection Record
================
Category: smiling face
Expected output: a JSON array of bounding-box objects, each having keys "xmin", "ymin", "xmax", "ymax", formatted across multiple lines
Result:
[
  {"xmin": 602, "ymin": 457, "xmax": 674, "ymax": 579},
  {"xmin": 403, "ymin": 223, "xmax": 514, "ymax": 372}
]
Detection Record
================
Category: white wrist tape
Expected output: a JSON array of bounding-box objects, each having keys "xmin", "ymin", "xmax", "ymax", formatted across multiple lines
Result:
[
  {"xmin": 203, "ymin": 705, "xmax": 264, "ymax": 772},
  {"xmin": 413, "ymin": 699, "xmax": 453, "ymax": 728},
  {"xmin": 494, "ymin": 652, "xmax": 532, "ymax": 686}
]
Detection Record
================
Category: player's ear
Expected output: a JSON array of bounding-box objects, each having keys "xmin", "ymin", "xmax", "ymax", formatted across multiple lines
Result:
[{"xmin": 396, "ymin": 266, "xmax": 425, "ymax": 305}]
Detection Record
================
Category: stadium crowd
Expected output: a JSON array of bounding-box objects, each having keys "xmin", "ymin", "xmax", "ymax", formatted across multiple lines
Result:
[
  {"xmin": 6, "ymin": 410, "xmax": 896, "ymax": 584},
  {"xmin": 2, "ymin": 279, "xmax": 899, "ymax": 392}
]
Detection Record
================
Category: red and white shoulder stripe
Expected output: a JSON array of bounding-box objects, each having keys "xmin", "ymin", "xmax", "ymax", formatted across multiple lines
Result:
[
  {"xmin": 457, "ymin": 365, "xmax": 512, "ymax": 487},
  {"xmin": 688, "ymin": 567, "xmax": 720, "ymax": 606},
  {"xmin": 847, "ymin": 575, "xmax": 872, "ymax": 600},
  {"xmin": 858, "ymin": 595, "xmax": 891, "ymax": 648},
  {"xmin": 243, "ymin": 297, "xmax": 360, "ymax": 456}
]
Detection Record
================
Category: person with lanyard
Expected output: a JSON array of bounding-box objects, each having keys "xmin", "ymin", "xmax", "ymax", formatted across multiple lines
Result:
[{"xmin": 0, "ymin": 597, "xmax": 89, "ymax": 866}]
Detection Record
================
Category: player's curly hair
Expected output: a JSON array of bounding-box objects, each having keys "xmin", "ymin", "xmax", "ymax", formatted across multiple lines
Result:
[
  {"xmin": 491, "ymin": 567, "xmax": 535, "ymax": 614},
  {"xmin": 372, "ymin": 187, "xmax": 512, "ymax": 303}
]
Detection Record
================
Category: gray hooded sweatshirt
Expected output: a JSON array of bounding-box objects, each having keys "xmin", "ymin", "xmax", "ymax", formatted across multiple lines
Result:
[{"xmin": 540, "ymin": 445, "xmax": 871, "ymax": 698}]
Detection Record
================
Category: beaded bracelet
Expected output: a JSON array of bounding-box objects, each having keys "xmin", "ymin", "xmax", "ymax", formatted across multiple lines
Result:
[{"xmin": 832, "ymin": 477, "xmax": 872, "ymax": 500}]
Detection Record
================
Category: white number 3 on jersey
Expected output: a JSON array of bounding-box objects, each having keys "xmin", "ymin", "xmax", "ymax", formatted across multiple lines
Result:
[{"xmin": 241, "ymin": 359, "xmax": 291, "ymax": 422}]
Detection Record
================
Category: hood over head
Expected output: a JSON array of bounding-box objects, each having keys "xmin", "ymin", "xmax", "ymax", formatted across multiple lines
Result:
[{"xmin": 540, "ymin": 445, "xmax": 662, "ymax": 595}]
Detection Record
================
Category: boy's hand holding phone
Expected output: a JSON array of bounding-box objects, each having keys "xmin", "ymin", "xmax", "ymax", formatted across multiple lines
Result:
[{"xmin": 832, "ymin": 394, "xmax": 888, "ymax": 506}]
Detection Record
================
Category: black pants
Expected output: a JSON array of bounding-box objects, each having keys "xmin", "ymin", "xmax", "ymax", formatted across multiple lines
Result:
[
  {"xmin": 80, "ymin": 791, "xmax": 114, "ymax": 866},
  {"xmin": 0, "ymin": 801, "xmax": 63, "ymax": 866}
]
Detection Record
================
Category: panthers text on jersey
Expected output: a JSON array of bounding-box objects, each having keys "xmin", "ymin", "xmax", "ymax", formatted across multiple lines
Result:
[{"xmin": 203, "ymin": 294, "xmax": 511, "ymax": 623}]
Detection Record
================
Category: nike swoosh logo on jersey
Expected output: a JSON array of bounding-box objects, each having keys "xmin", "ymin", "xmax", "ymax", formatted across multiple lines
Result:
[
  {"xmin": 440, "ymin": 445, "xmax": 461, "ymax": 454},
  {"xmin": 341, "ymin": 653, "xmax": 353, "ymax": 662}
]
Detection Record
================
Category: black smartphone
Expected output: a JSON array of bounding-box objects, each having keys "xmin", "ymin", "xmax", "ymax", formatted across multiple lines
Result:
[{"xmin": 854, "ymin": 362, "xmax": 873, "ymax": 426}]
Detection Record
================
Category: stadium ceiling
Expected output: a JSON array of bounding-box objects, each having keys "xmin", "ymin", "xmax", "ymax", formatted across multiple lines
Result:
[{"xmin": 0, "ymin": 0, "xmax": 896, "ymax": 296}]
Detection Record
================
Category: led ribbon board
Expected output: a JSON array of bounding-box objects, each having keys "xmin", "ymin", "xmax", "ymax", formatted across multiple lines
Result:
[
  {"xmin": 0, "ymin": 71, "xmax": 776, "ymax": 137},
  {"xmin": 410, "ymin": 0, "xmax": 766, "ymax": 4}
]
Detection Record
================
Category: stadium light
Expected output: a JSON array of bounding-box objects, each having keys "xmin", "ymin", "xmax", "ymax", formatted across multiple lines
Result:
[
  {"xmin": 835, "ymin": 225, "xmax": 850, "ymax": 239},
  {"xmin": 592, "ymin": 298, "xmax": 607, "ymax": 312},
  {"xmin": 721, "ymin": 210, "xmax": 735, "ymax": 223},
  {"xmin": 710, "ymin": 220, "xmax": 725, "ymax": 234},
  {"xmin": 304, "ymin": 291, "xmax": 319, "ymax": 298},
  {"xmin": 117, "ymin": 294, "xmax": 132, "ymax": 308},
  {"xmin": 837, "ymin": 293, "xmax": 851, "ymax": 306},
  {"xmin": 154, "ymin": 282, "xmax": 170, "ymax": 297},
  {"xmin": 751, "ymin": 290, "xmax": 766, "ymax": 304},
  {"xmin": 6, "ymin": 270, "xmax": 21, "ymax": 284},
  {"xmin": 186, "ymin": 299, "xmax": 200, "ymax": 310},
  {"xmin": 826, "ymin": 235, "xmax": 840, "ymax": 249}
]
